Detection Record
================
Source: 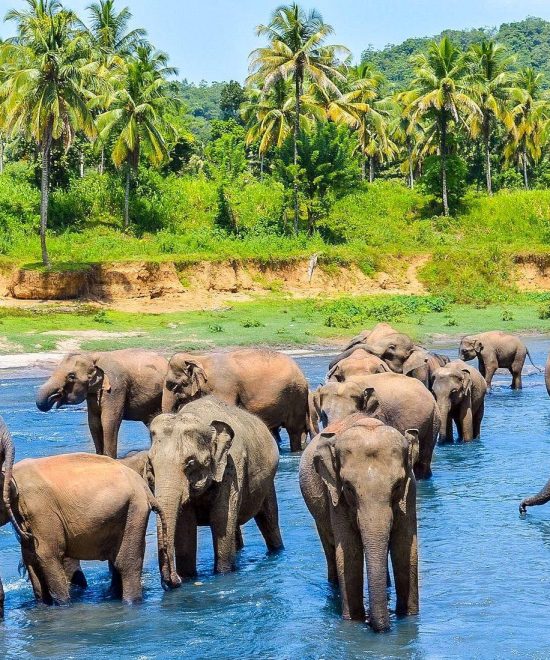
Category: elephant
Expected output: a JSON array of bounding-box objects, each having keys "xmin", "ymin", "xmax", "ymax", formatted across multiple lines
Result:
[
  {"xmin": 459, "ymin": 331, "xmax": 539, "ymax": 389},
  {"xmin": 0, "ymin": 450, "xmax": 180, "ymax": 606},
  {"xmin": 432, "ymin": 360, "xmax": 487, "ymax": 443},
  {"xmin": 147, "ymin": 396, "xmax": 283, "ymax": 579},
  {"xmin": 162, "ymin": 348, "xmax": 313, "ymax": 452},
  {"xmin": 403, "ymin": 348, "xmax": 450, "ymax": 390},
  {"xmin": 326, "ymin": 349, "xmax": 390, "ymax": 382},
  {"xmin": 311, "ymin": 373, "xmax": 440, "ymax": 479},
  {"xmin": 328, "ymin": 323, "xmax": 401, "ymax": 370},
  {"xmin": 0, "ymin": 417, "xmax": 25, "ymax": 618},
  {"xmin": 299, "ymin": 414, "xmax": 419, "ymax": 632},
  {"xmin": 520, "ymin": 476, "xmax": 550, "ymax": 513},
  {"xmin": 36, "ymin": 349, "xmax": 168, "ymax": 458}
]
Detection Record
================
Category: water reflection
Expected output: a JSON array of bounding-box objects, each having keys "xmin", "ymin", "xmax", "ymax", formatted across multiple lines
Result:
[{"xmin": 0, "ymin": 342, "xmax": 550, "ymax": 657}]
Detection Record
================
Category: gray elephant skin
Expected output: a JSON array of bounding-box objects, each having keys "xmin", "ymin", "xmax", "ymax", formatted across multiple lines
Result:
[
  {"xmin": 520, "ymin": 476, "xmax": 550, "ymax": 513},
  {"xmin": 327, "ymin": 349, "xmax": 390, "ymax": 381},
  {"xmin": 161, "ymin": 348, "xmax": 312, "ymax": 451},
  {"xmin": 403, "ymin": 348, "xmax": 450, "ymax": 389},
  {"xmin": 36, "ymin": 349, "xmax": 168, "ymax": 458},
  {"xmin": 459, "ymin": 331, "xmax": 538, "ymax": 389},
  {"xmin": 312, "ymin": 373, "xmax": 440, "ymax": 479},
  {"xmin": 147, "ymin": 396, "xmax": 283, "ymax": 579},
  {"xmin": 432, "ymin": 360, "xmax": 487, "ymax": 443},
  {"xmin": 0, "ymin": 449, "xmax": 179, "ymax": 606},
  {"xmin": 299, "ymin": 414, "xmax": 419, "ymax": 632}
]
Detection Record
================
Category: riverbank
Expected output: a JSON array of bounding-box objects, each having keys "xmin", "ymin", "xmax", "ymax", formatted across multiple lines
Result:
[{"xmin": 1, "ymin": 293, "xmax": 549, "ymax": 361}]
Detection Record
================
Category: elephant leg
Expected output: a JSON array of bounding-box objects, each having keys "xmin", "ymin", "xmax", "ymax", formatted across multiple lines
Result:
[
  {"xmin": 390, "ymin": 483, "xmax": 419, "ymax": 617},
  {"xmin": 414, "ymin": 431, "xmax": 435, "ymax": 480},
  {"xmin": 511, "ymin": 355, "xmax": 525, "ymax": 390},
  {"xmin": 211, "ymin": 492, "xmax": 241, "ymax": 574},
  {"xmin": 457, "ymin": 401, "xmax": 474, "ymax": 442},
  {"xmin": 63, "ymin": 558, "xmax": 87, "ymax": 590},
  {"xmin": 87, "ymin": 398, "xmax": 104, "ymax": 455},
  {"xmin": 315, "ymin": 522, "xmax": 337, "ymax": 584},
  {"xmin": 287, "ymin": 426, "xmax": 306, "ymax": 453},
  {"xmin": 254, "ymin": 484, "xmax": 284, "ymax": 553},
  {"xmin": 22, "ymin": 547, "xmax": 48, "ymax": 603},
  {"xmin": 108, "ymin": 560, "xmax": 123, "ymax": 598},
  {"xmin": 36, "ymin": 552, "xmax": 70, "ymax": 605},
  {"xmin": 236, "ymin": 527, "xmax": 244, "ymax": 551},
  {"xmin": 113, "ymin": 508, "xmax": 147, "ymax": 604},
  {"xmin": 473, "ymin": 401, "xmax": 484, "ymax": 439},
  {"xmin": 271, "ymin": 428, "xmax": 282, "ymax": 446},
  {"xmin": 175, "ymin": 507, "xmax": 197, "ymax": 579},
  {"xmin": 100, "ymin": 402, "xmax": 124, "ymax": 459},
  {"xmin": 331, "ymin": 507, "xmax": 365, "ymax": 621},
  {"xmin": 483, "ymin": 362, "xmax": 497, "ymax": 388}
]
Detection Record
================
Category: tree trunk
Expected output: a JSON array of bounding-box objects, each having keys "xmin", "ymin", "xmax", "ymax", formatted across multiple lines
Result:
[
  {"xmin": 361, "ymin": 154, "xmax": 366, "ymax": 182},
  {"xmin": 293, "ymin": 73, "xmax": 301, "ymax": 235},
  {"xmin": 260, "ymin": 153, "xmax": 264, "ymax": 180},
  {"xmin": 523, "ymin": 138, "xmax": 529, "ymax": 190},
  {"xmin": 0, "ymin": 134, "xmax": 4, "ymax": 175},
  {"xmin": 408, "ymin": 143, "xmax": 414, "ymax": 189},
  {"xmin": 40, "ymin": 128, "xmax": 53, "ymax": 267},
  {"xmin": 484, "ymin": 114, "xmax": 492, "ymax": 196},
  {"xmin": 440, "ymin": 114, "xmax": 449, "ymax": 217},
  {"xmin": 369, "ymin": 157, "xmax": 374, "ymax": 184},
  {"xmin": 124, "ymin": 165, "xmax": 131, "ymax": 230},
  {"xmin": 79, "ymin": 151, "xmax": 84, "ymax": 178},
  {"xmin": 99, "ymin": 147, "xmax": 105, "ymax": 175}
]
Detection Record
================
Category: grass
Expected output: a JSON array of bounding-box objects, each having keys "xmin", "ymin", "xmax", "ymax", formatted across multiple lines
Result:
[{"xmin": 1, "ymin": 294, "xmax": 550, "ymax": 355}]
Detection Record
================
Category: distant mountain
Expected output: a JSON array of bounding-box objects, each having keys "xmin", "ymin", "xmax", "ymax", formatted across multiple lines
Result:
[{"xmin": 361, "ymin": 16, "xmax": 550, "ymax": 87}]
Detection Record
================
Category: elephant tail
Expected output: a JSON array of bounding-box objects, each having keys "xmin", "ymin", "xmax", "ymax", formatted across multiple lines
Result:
[
  {"xmin": 146, "ymin": 488, "xmax": 181, "ymax": 588},
  {"xmin": 526, "ymin": 349, "xmax": 543, "ymax": 372},
  {"xmin": 0, "ymin": 418, "xmax": 32, "ymax": 543}
]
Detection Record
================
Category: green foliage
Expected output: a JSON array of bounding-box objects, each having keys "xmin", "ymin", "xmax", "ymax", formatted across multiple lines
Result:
[
  {"xmin": 220, "ymin": 81, "xmax": 245, "ymax": 121},
  {"xmin": 420, "ymin": 155, "xmax": 468, "ymax": 210}
]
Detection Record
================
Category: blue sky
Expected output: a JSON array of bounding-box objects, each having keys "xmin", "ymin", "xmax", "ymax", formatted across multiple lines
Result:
[{"xmin": 1, "ymin": 0, "xmax": 549, "ymax": 82}]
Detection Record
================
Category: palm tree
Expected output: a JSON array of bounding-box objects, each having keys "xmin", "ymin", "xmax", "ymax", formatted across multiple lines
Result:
[
  {"xmin": 1, "ymin": 2, "xmax": 102, "ymax": 266},
  {"xmin": 505, "ymin": 68, "xmax": 548, "ymax": 189},
  {"xmin": 85, "ymin": 0, "xmax": 146, "ymax": 57},
  {"xmin": 248, "ymin": 3, "xmax": 348, "ymax": 232},
  {"xmin": 467, "ymin": 40, "xmax": 515, "ymax": 195},
  {"xmin": 328, "ymin": 63, "xmax": 395, "ymax": 182},
  {"xmin": 96, "ymin": 44, "xmax": 178, "ymax": 228},
  {"xmin": 404, "ymin": 37, "xmax": 480, "ymax": 215}
]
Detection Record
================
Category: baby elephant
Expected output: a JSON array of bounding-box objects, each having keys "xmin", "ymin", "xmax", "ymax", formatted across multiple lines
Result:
[
  {"xmin": 147, "ymin": 396, "xmax": 283, "ymax": 579},
  {"xmin": 312, "ymin": 373, "xmax": 440, "ymax": 479},
  {"xmin": 459, "ymin": 331, "xmax": 538, "ymax": 389},
  {"xmin": 432, "ymin": 360, "xmax": 487, "ymax": 443},
  {"xmin": 1, "ymin": 452, "xmax": 180, "ymax": 606},
  {"xmin": 300, "ymin": 415, "xmax": 419, "ymax": 632}
]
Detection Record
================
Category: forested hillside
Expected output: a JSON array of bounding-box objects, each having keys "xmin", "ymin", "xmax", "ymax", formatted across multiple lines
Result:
[{"xmin": 362, "ymin": 17, "xmax": 550, "ymax": 88}]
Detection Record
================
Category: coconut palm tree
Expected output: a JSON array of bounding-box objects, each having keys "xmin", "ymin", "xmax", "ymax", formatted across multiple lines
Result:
[
  {"xmin": 85, "ymin": 0, "xmax": 146, "ymax": 57},
  {"xmin": 248, "ymin": 3, "xmax": 348, "ymax": 232},
  {"xmin": 404, "ymin": 37, "xmax": 480, "ymax": 216},
  {"xmin": 0, "ymin": 3, "xmax": 102, "ymax": 266},
  {"xmin": 328, "ymin": 63, "xmax": 395, "ymax": 182},
  {"xmin": 467, "ymin": 40, "xmax": 515, "ymax": 195},
  {"xmin": 96, "ymin": 44, "xmax": 178, "ymax": 228},
  {"xmin": 505, "ymin": 68, "xmax": 548, "ymax": 189}
]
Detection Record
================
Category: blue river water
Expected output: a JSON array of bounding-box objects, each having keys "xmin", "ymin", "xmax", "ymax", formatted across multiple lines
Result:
[{"xmin": 1, "ymin": 341, "xmax": 550, "ymax": 659}]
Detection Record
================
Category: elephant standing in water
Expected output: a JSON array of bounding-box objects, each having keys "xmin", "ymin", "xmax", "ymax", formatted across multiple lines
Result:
[
  {"xmin": 162, "ymin": 348, "xmax": 312, "ymax": 451},
  {"xmin": 300, "ymin": 415, "xmax": 419, "ymax": 632},
  {"xmin": 311, "ymin": 373, "xmax": 440, "ymax": 479},
  {"xmin": 459, "ymin": 331, "xmax": 539, "ymax": 389},
  {"xmin": 36, "ymin": 350, "xmax": 168, "ymax": 458},
  {"xmin": 147, "ymin": 397, "xmax": 283, "ymax": 579},
  {"xmin": 0, "ymin": 450, "xmax": 180, "ymax": 606},
  {"xmin": 432, "ymin": 360, "xmax": 487, "ymax": 443}
]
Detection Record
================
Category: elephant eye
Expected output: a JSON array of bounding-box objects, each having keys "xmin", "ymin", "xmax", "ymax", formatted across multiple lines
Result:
[
  {"xmin": 185, "ymin": 458, "xmax": 199, "ymax": 472},
  {"xmin": 67, "ymin": 372, "xmax": 76, "ymax": 381}
]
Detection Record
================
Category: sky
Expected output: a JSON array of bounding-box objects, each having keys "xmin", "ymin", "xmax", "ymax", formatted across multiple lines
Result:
[{"xmin": 0, "ymin": 0, "xmax": 550, "ymax": 82}]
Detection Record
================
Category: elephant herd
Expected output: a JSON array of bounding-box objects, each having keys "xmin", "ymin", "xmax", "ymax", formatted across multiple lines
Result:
[{"xmin": 0, "ymin": 324, "xmax": 549, "ymax": 633}]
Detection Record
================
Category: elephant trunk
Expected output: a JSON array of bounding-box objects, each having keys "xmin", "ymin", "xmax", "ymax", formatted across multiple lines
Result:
[
  {"xmin": 154, "ymin": 475, "xmax": 188, "ymax": 581},
  {"xmin": 0, "ymin": 418, "xmax": 30, "ymax": 541},
  {"xmin": 520, "ymin": 477, "xmax": 550, "ymax": 513},
  {"xmin": 161, "ymin": 387, "xmax": 178, "ymax": 414},
  {"xmin": 148, "ymin": 491, "xmax": 181, "ymax": 590},
  {"xmin": 358, "ymin": 508, "xmax": 393, "ymax": 632},
  {"xmin": 36, "ymin": 377, "xmax": 64, "ymax": 412},
  {"xmin": 436, "ymin": 398, "xmax": 452, "ymax": 444}
]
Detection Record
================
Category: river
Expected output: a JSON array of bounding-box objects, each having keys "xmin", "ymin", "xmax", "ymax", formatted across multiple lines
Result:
[{"xmin": 1, "ymin": 340, "xmax": 550, "ymax": 659}]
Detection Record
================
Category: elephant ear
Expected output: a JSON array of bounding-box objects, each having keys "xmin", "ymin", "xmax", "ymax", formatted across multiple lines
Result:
[
  {"xmin": 404, "ymin": 429, "xmax": 420, "ymax": 470},
  {"xmin": 185, "ymin": 360, "xmax": 208, "ymax": 397},
  {"xmin": 362, "ymin": 387, "xmax": 381, "ymax": 416},
  {"xmin": 326, "ymin": 364, "xmax": 342, "ymax": 382},
  {"xmin": 311, "ymin": 387, "xmax": 323, "ymax": 416},
  {"xmin": 209, "ymin": 420, "xmax": 234, "ymax": 482},
  {"xmin": 313, "ymin": 433, "xmax": 341, "ymax": 507},
  {"xmin": 473, "ymin": 339, "xmax": 484, "ymax": 354},
  {"xmin": 461, "ymin": 369, "xmax": 473, "ymax": 397},
  {"xmin": 89, "ymin": 359, "xmax": 111, "ymax": 392}
]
